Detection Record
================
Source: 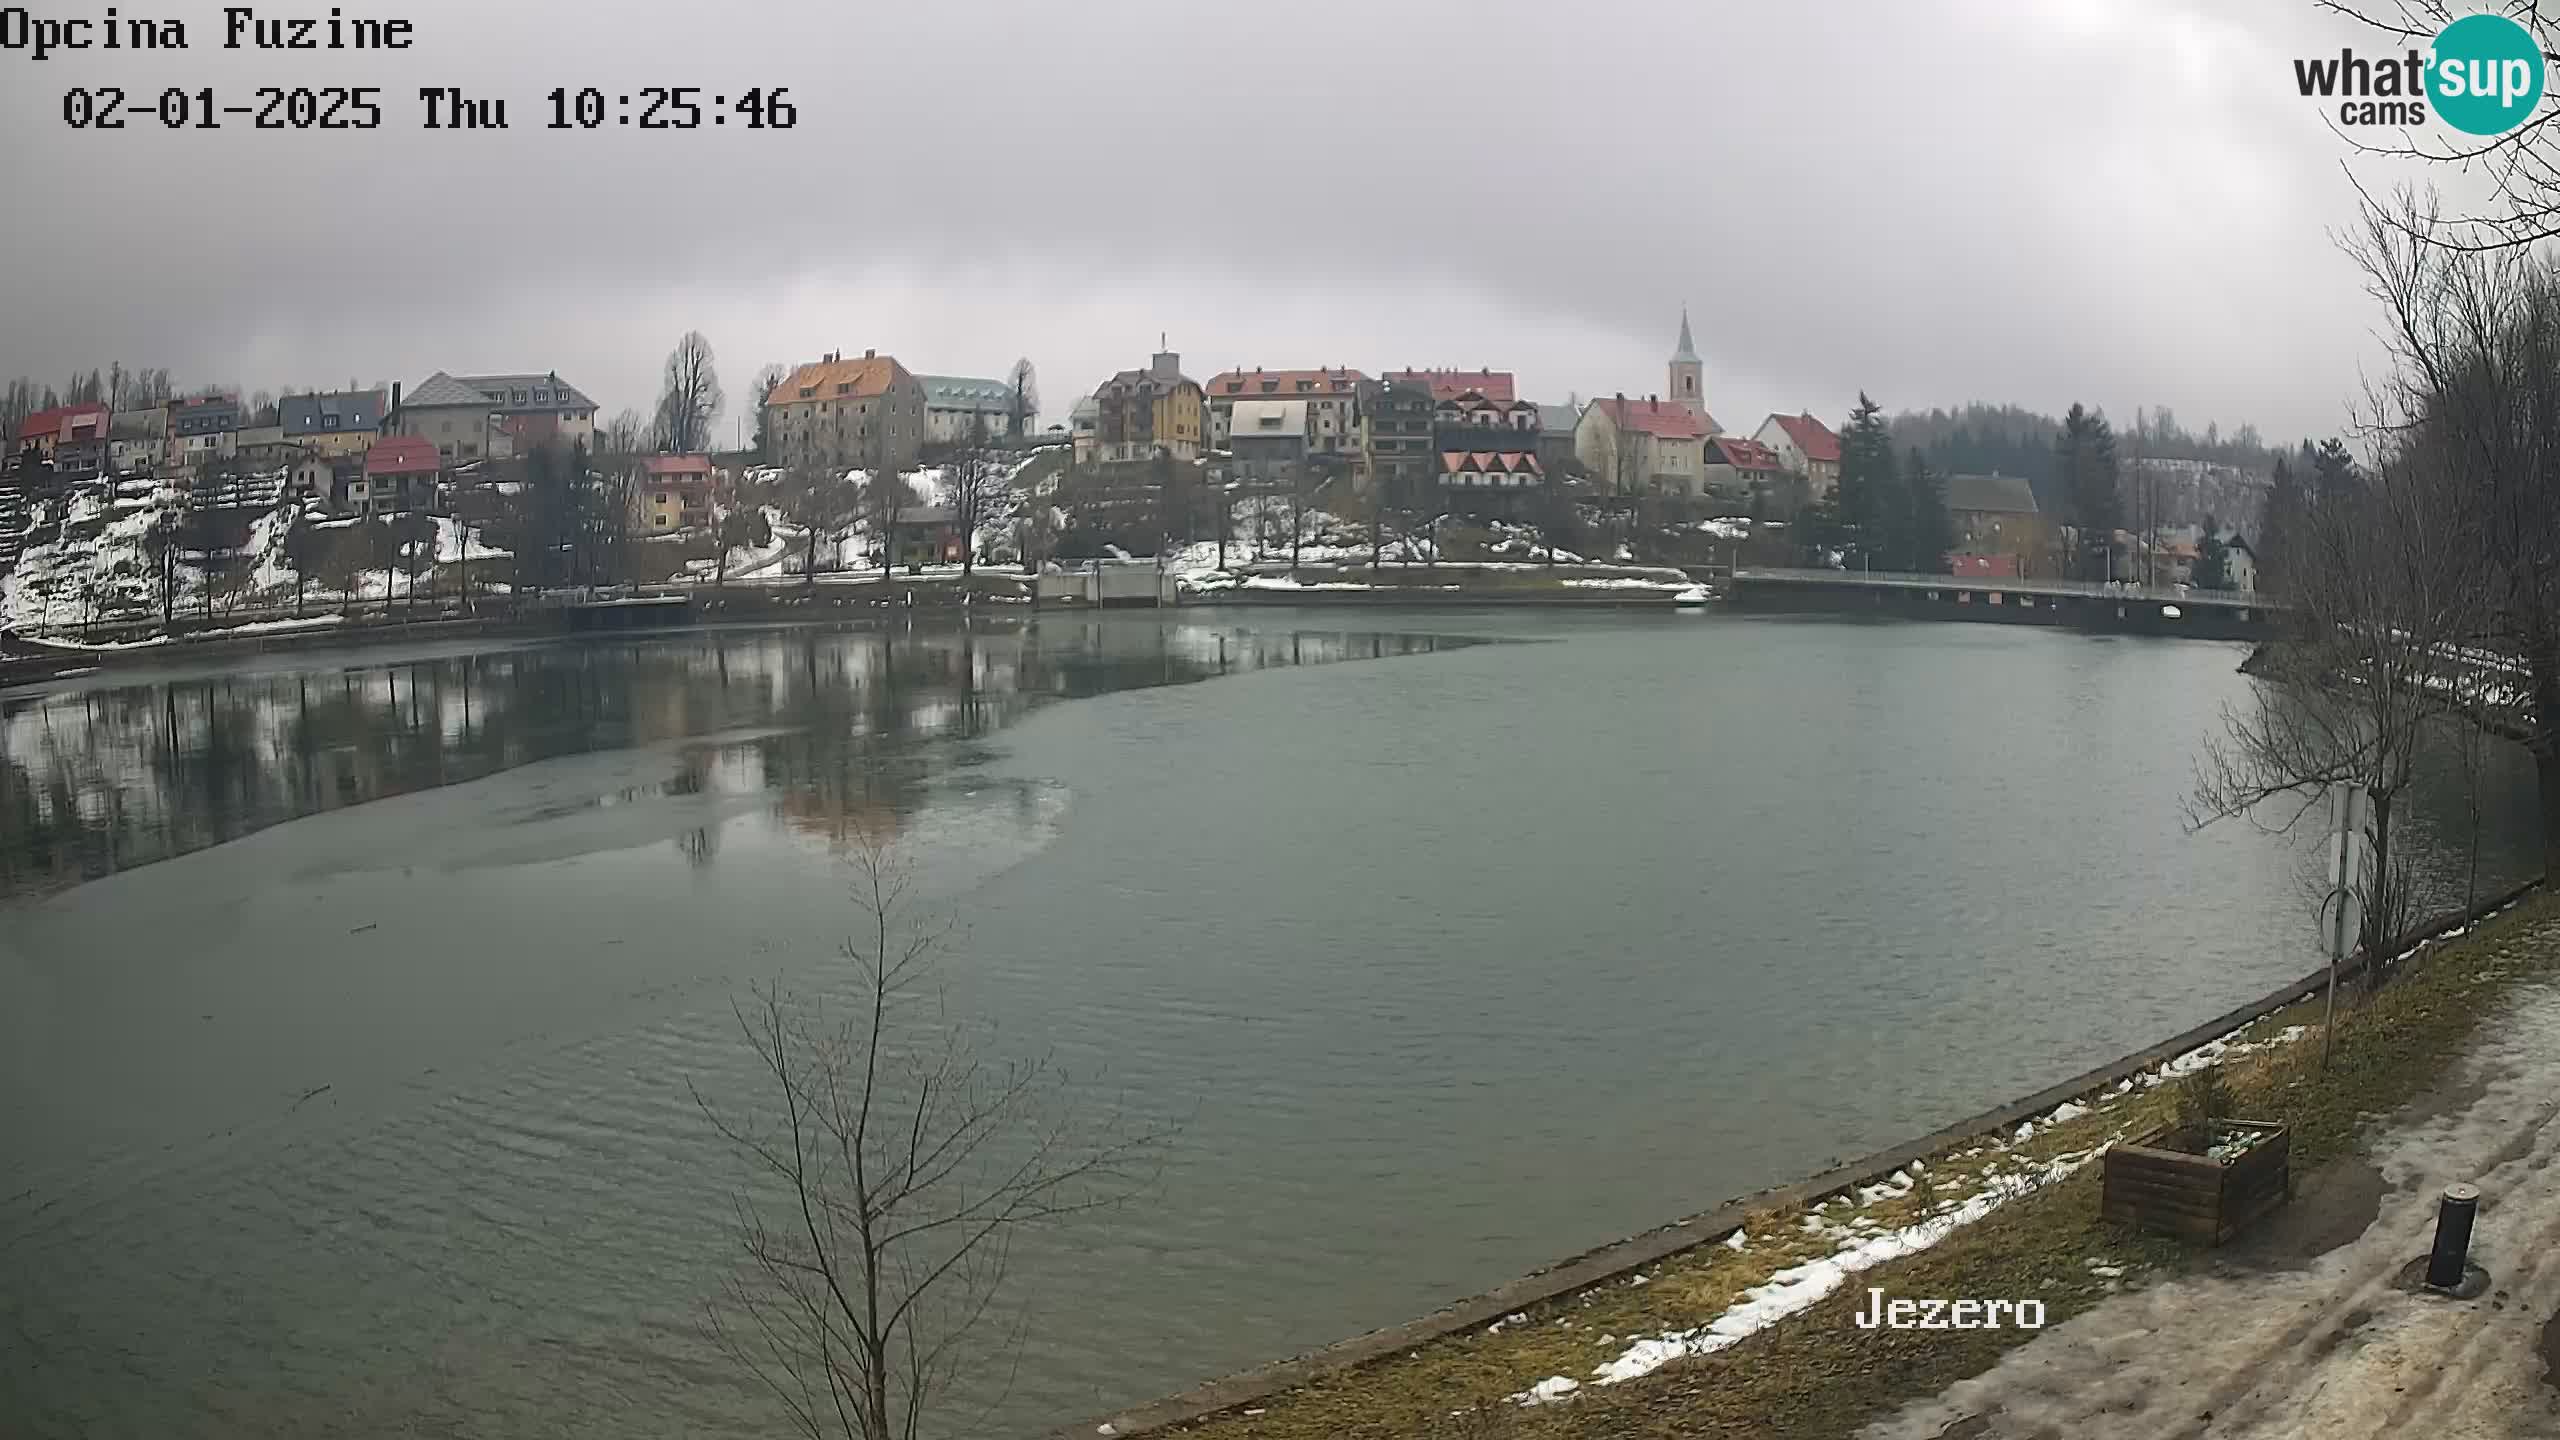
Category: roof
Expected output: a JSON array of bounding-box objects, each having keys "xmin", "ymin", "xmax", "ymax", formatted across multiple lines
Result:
[
  {"xmin": 638, "ymin": 454, "xmax": 714, "ymax": 476},
  {"xmin": 1767, "ymin": 412, "xmax": 1842, "ymax": 464},
  {"xmin": 1706, "ymin": 436, "xmax": 1784, "ymax": 472},
  {"xmin": 894, "ymin": 505, "xmax": 957, "ymax": 526},
  {"xmin": 365, "ymin": 436, "xmax": 442, "ymax": 473},
  {"xmin": 1229, "ymin": 399, "xmax": 1309, "ymax": 438},
  {"xmin": 1098, "ymin": 366, "xmax": 1197, "ymax": 396},
  {"xmin": 1591, "ymin": 396, "xmax": 1710, "ymax": 441},
  {"xmin": 281, "ymin": 390, "xmax": 386, "ymax": 436},
  {"xmin": 1070, "ymin": 395, "xmax": 1099, "ymax": 421},
  {"xmin": 1673, "ymin": 308, "xmax": 1700, "ymax": 363},
  {"xmin": 1538, "ymin": 403, "xmax": 1579, "ymax": 435},
  {"xmin": 1943, "ymin": 472, "xmax": 2040, "ymax": 514},
  {"xmin": 1438, "ymin": 450, "xmax": 1542, "ymax": 474},
  {"xmin": 405, "ymin": 371, "xmax": 595, "ymax": 412},
  {"xmin": 1205, "ymin": 367, "xmax": 1367, "ymax": 398},
  {"xmin": 1384, "ymin": 369, "xmax": 1516, "ymax": 403},
  {"xmin": 402, "ymin": 372, "xmax": 489, "ymax": 408},
  {"xmin": 917, "ymin": 375, "xmax": 1016, "ymax": 409},
  {"xmin": 458, "ymin": 373, "xmax": 596, "ymax": 412},
  {"xmin": 17, "ymin": 403, "xmax": 109, "ymax": 443},
  {"xmin": 769, "ymin": 354, "xmax": 909, "ymax": 407}
]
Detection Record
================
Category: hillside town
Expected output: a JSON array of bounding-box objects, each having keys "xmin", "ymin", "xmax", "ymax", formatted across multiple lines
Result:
[{"xmin": 0, "ymin": 311, "xmax": 2271, "ymax": 638}]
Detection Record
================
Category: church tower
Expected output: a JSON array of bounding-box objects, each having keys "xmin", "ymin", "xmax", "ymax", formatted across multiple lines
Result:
[{"xmin": 1668, "ymin": 307, "xmax": 1705, "ymax": 421}]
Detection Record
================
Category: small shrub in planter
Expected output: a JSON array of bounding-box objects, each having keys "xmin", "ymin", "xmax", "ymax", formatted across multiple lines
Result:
[{"xmin": 2101, "ymin": 1066, "xmax": 2291, "ymax": 1245}]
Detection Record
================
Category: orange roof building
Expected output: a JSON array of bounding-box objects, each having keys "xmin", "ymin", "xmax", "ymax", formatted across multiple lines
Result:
[{"xmin": 764, "ymin": 349, "xmax": 926, "ymax": 472}]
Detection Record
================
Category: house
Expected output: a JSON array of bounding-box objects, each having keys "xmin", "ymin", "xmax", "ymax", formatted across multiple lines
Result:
[
  {"xmin": 1090, "ymin": 345, "xmax": 1205, "ymax": 466},
  {"xmin": 632, "ymin": 454, "xmax": 717, "ymax": 532},
  {"xmin": 1204, "ymin": 368, "xmax": 1365, "ymax": 457},
  {"xmin": 233, "ymin": 423, "xmax": 294, "ymax": 462},
  {"xmin": 1943, "ymin": 472, "xmax": 2049, "ymax": 576},
  {"xmin": 764, "ymin": 350, "xmax": 927, "ymax": 472},
  {"xmin": 1227, "ymin": 399, "xmax": 1310, "ymax": 481},
  {"xmin": 359, "ymin": 435, "xmax": 442, "ymax": 515},
  {"xmin": 1576, "ymin": 394, "xmax": 1711, "ymax": 496},
  {"xmin": 1069, "ymin": 394, "xmax": 1100, "ymax": 467},
  {"xmin": 917, "ymin": 374, "xmax": 1022, "ymax": 446},
  {"xmin": 890, "ymin": 505, "xmax": 963, "ymax": 568},
  {"xmin": 108, "ymin": 408, "xmax": 164, "ymax": 476},
  {"xmin": 1951, "ymin": 554, "xmax": 2019, "ymax": 579},
  {"xmin": 1438, "ymin": 449, "xmax": 1542, "ymax": 498},
  {"xmin": 281, "ymin": 389, "xmax": 388, "ymax": 459},
  {"xmin": 1535, "ymin": 402, "xmax": 1580, "ymax": 471},
  {"xmin": 2218, "ymin": 530, "xmax": 2258, "ymax": 593},
  {"xmin": 1754, "ymin": 412, "xmax": 1843, "ymax": 497},
  {"xmin": 396, "ymin": 371, "xmax": 599, "ymax": 462},
  {"xmin": 1701, "ymin": 435, "xmax": 1785, "ymax": 501},
  {"xmin": 1381, "ymin": 368, "xmax": 1516, "ymax": 404},
  {"xmin": 15, "ymin": 403, "xmax": 110, "ymax": 482},
  {"xmin": 1361, "ymin": 376, "xmax": 1437, "ymax": 509},
  {"xmin": 165, "ymin": 394, "xmax": 242, "ymax": 471}
]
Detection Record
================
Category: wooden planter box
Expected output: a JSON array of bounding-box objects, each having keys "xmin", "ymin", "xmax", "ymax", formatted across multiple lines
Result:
[{"xmin": 2100, "ymin": 1121, "xmax": 2290, "ymax": 1245}]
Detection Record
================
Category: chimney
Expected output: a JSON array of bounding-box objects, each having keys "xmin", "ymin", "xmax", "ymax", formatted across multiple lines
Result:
[{"xmin": 390, "ymin": 381, "xmax": 402, "ymax": 429}]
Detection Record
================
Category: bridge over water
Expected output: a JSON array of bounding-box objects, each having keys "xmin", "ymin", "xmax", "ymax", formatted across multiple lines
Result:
[{"xmin": 1724, "ymin": 566, "xmax": 2279, "ymax": 640}]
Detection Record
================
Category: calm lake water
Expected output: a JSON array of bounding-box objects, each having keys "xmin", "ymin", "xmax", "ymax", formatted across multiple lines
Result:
[{"xmin": 0, "ymin": 610, "xmax": 2539, "ymax": 1437}]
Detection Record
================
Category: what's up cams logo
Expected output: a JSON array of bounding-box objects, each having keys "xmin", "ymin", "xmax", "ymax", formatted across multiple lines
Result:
[{"xmin": 2295, "ymin": 11, "xmax": 2545, "ymax": 135}]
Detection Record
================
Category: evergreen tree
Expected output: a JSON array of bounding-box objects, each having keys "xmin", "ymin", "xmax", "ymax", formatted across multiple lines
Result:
[
  {"xmin": 2056, "ymin": 403, "xmax": 2120, "ymax": 579},
  {"xmin": 2311, "ymin": 436, "xmax": 2358, "ymax": 504},
  {"xmin": 1836, "ymin": 392, "xmax": 1896, "ymax": 567},
  {"xmin": 1902, "ymin": 446, "xmax": 1952, "ymax": 574},
  {"xmin": 2260, "ymin": 454, "xmax": 2304, "ymax": 596},
  {"xmin": 2192, "ymin": 515, "xmax": 2230, "ymax": 591}
]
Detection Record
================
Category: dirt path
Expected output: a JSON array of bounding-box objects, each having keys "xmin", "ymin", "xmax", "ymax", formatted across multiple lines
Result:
[{"xmin": 1863, "ymin": 981, "xmax": 2560, "ymax": 1440}]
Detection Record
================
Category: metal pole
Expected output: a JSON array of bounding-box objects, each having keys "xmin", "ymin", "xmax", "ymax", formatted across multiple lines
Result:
[
  {"xmin": 2324, "ymin": 785, "xmax": 2362, "ymax": 1071},
  {"xmin": 2427, "ymin": 1184, "xmax": 2479, "ymax": 1289}
]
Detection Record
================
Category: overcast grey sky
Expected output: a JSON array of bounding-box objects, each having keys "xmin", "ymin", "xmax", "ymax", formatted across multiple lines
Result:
[{"xmin": 0, "ymin": 0, "xmax": 2445, "ymax": 440}]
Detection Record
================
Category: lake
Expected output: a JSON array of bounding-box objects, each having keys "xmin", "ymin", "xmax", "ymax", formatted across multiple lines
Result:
[{"xmin": 0, "ymin": 609, "xmax": 2537, "ymax": 1437}]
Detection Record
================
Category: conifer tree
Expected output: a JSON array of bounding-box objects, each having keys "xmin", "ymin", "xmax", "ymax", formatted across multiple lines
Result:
[
  {"xmin": 2056, "ymin": 403, "xmax": 2120, "ymax": 579},
  {"xmin": 1836, "ymin": 392, "xmax": 1896, "ymax": 567},
  {"xmin": 1902, "ymin": 446, "xmax": 1952, "ymax": 574}
]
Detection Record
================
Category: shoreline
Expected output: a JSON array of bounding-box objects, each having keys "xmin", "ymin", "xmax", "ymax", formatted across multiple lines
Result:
[{"xmin": 1057, "ymin": 877, "xmax": 2541, "ymax": 1440}]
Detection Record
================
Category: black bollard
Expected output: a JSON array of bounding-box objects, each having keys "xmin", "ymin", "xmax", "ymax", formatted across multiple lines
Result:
[{"xmin": 2426, "ymin": 1183, "xmax": 2480, "ymax": 1289}]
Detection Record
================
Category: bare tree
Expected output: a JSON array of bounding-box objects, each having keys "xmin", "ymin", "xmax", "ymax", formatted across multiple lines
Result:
[
  {"xmin": 1005, "ymin": 359, "xmax": 1039, "ymax": 441},
  {"xmin": 715, "ymin": 473, "xmax": 776, "ymax": 588},
  {"xmin": 783, "ymin": 465, "xmax": 855, "ymax": 586},
  {"xmin": 655, "ymin": 331, "xmax": 726, "ymax": 455},
  {"xmin": 751, "ymin": 363, "xmax": 790, "ymax": 460},
  {"xmin": 2350, "ymin": 189, "xmax": 2560, "ymax": 875},
  {"xmin": 944, "ymin": 416, "xmax": 1002, "ymax": 580},
  {"xmin": 602, "ymin": 408, "xmax": 651, "ymax": 458},
  {"xmin": 864, "ymin": 468, "xmax": 913, "ymax": 581},
  {"xmin": 2318, "ymin": 1, "xmax": 2560, "ymax": 252},
  {"xmin": 696, "ymin": 833, "xmax": 1160, "ymax": 1440},
  {"xmin": 2191, "ymin": 451, "xmax": 2485, "ymax": 995}
]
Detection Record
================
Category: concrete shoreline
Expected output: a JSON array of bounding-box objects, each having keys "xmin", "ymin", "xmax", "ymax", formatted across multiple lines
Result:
[{"xmin": 1055, "ymin": 878, "xmax": 2541, "ymax": 1440}]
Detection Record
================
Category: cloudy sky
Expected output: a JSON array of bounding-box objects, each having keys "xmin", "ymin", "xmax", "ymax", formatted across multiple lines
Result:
[{"xmin": 0, "ymin": 0, "xmax": 2460, "ymax": 441}]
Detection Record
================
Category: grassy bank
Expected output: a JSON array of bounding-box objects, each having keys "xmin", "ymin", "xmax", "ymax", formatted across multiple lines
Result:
[{"xmin": 1154, "ymin": 892, "xmax": 2560, "ymax": 1440}]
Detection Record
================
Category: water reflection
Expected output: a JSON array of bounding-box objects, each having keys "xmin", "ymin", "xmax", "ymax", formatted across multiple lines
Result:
[{"xmin": 0, "ymin": 618, "xmax": 1480, "ymax": 901}]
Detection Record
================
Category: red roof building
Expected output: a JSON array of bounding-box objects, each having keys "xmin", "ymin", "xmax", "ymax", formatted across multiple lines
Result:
[
  {"xmin": 364, "ymin": 435, "xmax": 442, "ymax": 476},
  {"xmin": 1766, "ymin": 412, "xmax": 1841, "ymax": 464},
  {"xmin": 16, "ymin": 402, "xmax": 110, "ymax": 452},
  {"xmin": 1590, "ymin": 395, "xmax": 1711, "ymax": 440},
  {"xmin": 1384, "ymin": 368, "xmax": 1517, "ymax": 404},
  {"xmin": 1753, "ymin": 411, "xmax": 1845, "ymax": 498},
  {"xmin": 636, "ymin": 453, "xmax": 714, "ymax": 478}
]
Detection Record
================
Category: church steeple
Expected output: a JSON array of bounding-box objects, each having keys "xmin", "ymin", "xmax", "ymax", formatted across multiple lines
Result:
[{"xmin": 1669, "ymin": 305, "xmax": 1705, "ymax": 421}]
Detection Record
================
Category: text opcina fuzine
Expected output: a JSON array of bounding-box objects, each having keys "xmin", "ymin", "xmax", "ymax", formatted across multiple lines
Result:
[{"xmin": 1, "ymin": 7, "xmax": 419, "ymax": 62}]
